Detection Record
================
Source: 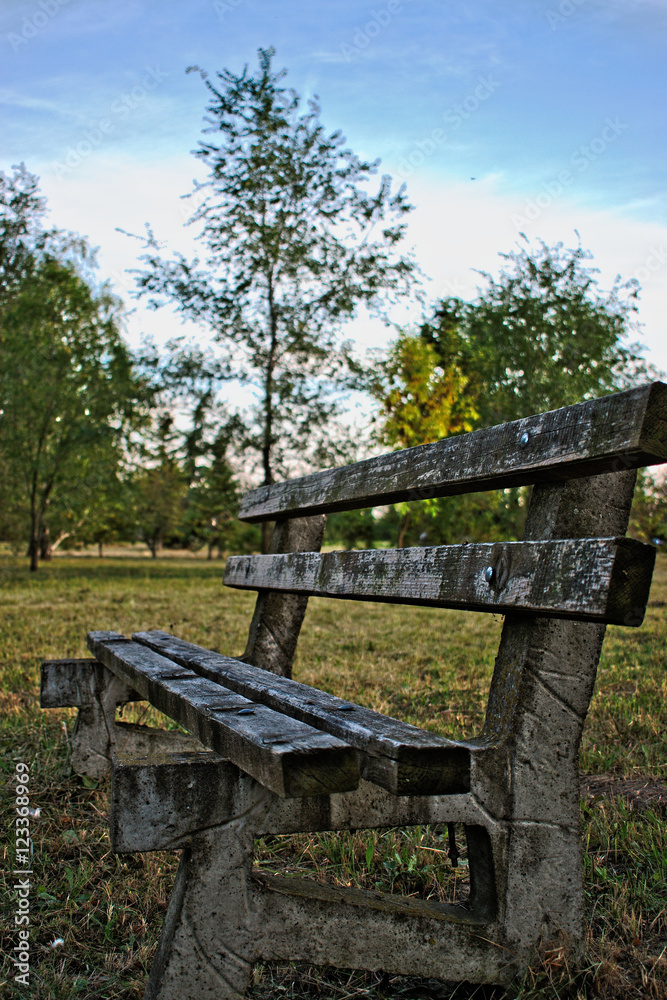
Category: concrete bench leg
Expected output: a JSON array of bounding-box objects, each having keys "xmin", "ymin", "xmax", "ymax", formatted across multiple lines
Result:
[
  {"xmin": 40, "ymin": 658, "xmax": 203, "ymax": 779},
  {"xmin": 145, "ymin": 793, "xmax": 271, "ymax": 1000},
  {"xmin": 112, "ymin": 751, "xmax": 514, "ymax": 994}
]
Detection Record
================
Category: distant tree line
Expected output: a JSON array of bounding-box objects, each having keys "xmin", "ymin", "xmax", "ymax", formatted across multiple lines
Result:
[
  {"xmin": 0, "ymin": 165, "xmax": 256, "ymax": 566},
  {"xmin": 1, "ymin": 50, "xmax": 664, "ymax": 570}
]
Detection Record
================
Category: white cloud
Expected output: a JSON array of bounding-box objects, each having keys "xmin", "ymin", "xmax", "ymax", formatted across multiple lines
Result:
[
  {"xmin": 399, "ymin": 173, "xmax": 667, "ymax": 374},
  {"xmin": 0, "ymin": 87, "xmax": 80, "ymax": 119}
]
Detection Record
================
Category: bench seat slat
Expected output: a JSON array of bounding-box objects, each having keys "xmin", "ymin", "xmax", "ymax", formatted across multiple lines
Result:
[
  {"xmin": 87, "ymin": 632, "xmax": 359, "ymax": 799},
  {"xmin": 132, "ymin": 630, "xmax": 472, "ymax": 796},
  {"xmin": 223, "ymin": 537, "xmax": 654, "ymax": 625},
  {"xmin": 239, "ymin": 383, "xmax": 667, "ymax": 521}
]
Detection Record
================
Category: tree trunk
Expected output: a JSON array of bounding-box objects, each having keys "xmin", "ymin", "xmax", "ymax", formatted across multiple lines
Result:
[
  {"xmin": 28, "ymin": 484, "xmax": 40, "ymax": 571},
  {"xmin": 51, "ymin": 530, "xmax": 74, "ymax": 555},
  {"xmin": 261, "ymin": 271, "xmax": 279, "ymax": 554},
  {"xmin": 40, "ymin": 527, "xmax": 53, "ymax": 560},
  {"xmin": 146, "ymin": 535, "xmax": 160, "ymax": 558},
  {"xmin": 207, "ymin": 541, "xmax": 215, "ymax": 561},
  {"xmin": 397, "ymin": 512, "xmax": 411, "ymax": 549},
  {"xmin": 98, "ymin": 541, "xmax": 104, "ymax": 557},
  {"xmin": 28, "ymin": 532, "xmax": 39, "ymax": 572}
]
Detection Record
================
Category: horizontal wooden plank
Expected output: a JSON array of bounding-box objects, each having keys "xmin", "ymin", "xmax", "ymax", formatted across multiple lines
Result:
[
  {"xmin": 87, "ymin": 631, "xmax": 359, "ymax": 799},
  {"xmin": 239, "ymin": 382, "xmax": 667, "ymax": 521},
  {"xmin": 132, "ymin": 630, "xmax": 472, "ymax": 796},
  {"xmin": 224, "ymin": 537, "xmax": 655, "ymax": 625}
]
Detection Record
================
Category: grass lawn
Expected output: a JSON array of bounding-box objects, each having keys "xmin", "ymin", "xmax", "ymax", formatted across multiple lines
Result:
[{"xmin": 0, "ymin": 551, "xmax": 665, "ymax": 999}]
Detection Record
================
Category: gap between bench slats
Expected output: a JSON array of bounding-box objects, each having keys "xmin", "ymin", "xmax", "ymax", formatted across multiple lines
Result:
[{"xmin": 223, "ymin": 537, "xmax": 655, "ymax": 625}]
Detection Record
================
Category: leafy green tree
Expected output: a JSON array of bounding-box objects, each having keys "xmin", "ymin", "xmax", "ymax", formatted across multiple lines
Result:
[
  {"xmin": 132, "ymin": 456, "xmax": 189, "ymax": 558},
  {"xmin": 325, "ymin": 508, "xmax": 379, "ymax": 551},
  {"xmin": 33, "ymin": 439, "xmax": 126, "ymax": 559},
  {"xmin": 182, "ymin": 429, "xmax": 242, "ymax": 558},
  {"xmin": 374, "ymin": 237, "xmax": 657, "ymax": 546},
  {"xmin": 126, "ymin": 48, "xmax": 417, "ymax": 546},
  {"xmin": 76, "ymin": 460, "xmax": 137, "ymax": 557},
  {"xmin": 0, "ymin": 163, "xmax": 46, "ymax": 300},
  {"xmin": 1, "ymin": 163, "xmax": 92, "ymax": 305},
  {"xmin": 0, "ymin": 254, "xmax": 142, "ymax": 569},
  {"xmin": 629, "ymin": 471, "xmax": 667, "ymax": 545},
  {"xmin": 420, "ymin": 236, "xmax": 654, "ymax": 427},
  {"xmin": 371, "ymin": 330, "xmax": 478, "ymax": 450}
]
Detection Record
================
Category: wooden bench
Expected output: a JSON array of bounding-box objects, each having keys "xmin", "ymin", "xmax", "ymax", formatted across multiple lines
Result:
[{"xmin": 41, "ymin": 382, "xmax": 667, "ymax": 999}]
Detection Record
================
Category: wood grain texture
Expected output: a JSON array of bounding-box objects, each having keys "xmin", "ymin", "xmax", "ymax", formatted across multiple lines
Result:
[
  {"xmin": 86, "ymin": 631, "xmax": 359, "ymax": 799},
  {"xmin": 239, "ymin": 382, "xmax": 667, "ymax": 521},
  {"xmin": 223, "ymin": 537, "xmax": 655, "ymax": 625},
  {"xmin": 132, "ymin": 630, "xmax": 471, "ymax": 795}
]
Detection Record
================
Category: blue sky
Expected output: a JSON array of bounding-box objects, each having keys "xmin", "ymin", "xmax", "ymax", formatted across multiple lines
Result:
[{"xmin": 2, "ymin": 0, "xmax": 666, "ymax": 380}]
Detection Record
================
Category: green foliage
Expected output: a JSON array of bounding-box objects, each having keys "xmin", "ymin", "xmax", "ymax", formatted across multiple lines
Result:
[
  {"xmin": 420, "ymin": 235, "xmax": 655, "ymax": 428},
  {"xmin": 0, "ymin": 162, "xmax": 47, "ymax": 299},
  {"xmin": 325, "ymin": 508, "xmax": 380, "ymax": 550},
  {"xmin": 182, "ymin": 429, "xmax": 245, "ymax": 557},
  {"xmin": 381, "ymin": 490, "xmax": 529, "ymax": 549},
  {"xmin": 127, "ymin": 48, "xmax": 417, "ymax": 488},
  {"xmin": 371, "ymin": 330, "xmax": 478, "ymax": 450},
  {"xmin": 132, "ymin": 457, "xmax": 189, "ymax": 558},
  {"xmin": 75, "ymin": 468, "xmax": 137, "ymax": 555},
  {"xmin": 0, "ymin": 251, "xmax": 144, "ymax": 569},
  {"xmin": 372, "ymin": 236, "xmax": 658, "ymax": 546},
  {"xmin": 629, "ymin": 471, "xmax": 667, "ymax": 545},
  {"xmin": 0, "ymin": 163, "xmax": 97, "ymax": 306}
]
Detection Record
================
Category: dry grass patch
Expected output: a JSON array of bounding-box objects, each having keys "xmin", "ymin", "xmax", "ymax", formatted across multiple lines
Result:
[{"xmin": 1, "ymin": 552, "xmax": 665, "ymax": 998}]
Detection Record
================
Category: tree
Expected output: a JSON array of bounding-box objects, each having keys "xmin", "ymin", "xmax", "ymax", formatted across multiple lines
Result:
[
  {"xmin": 133, "ymin": 457, "xmax": 189, "ymax": 557},
  {"xmin": 126, "ymin": 48, "xmax": 417, "ymax": 546},
  {"xmin": 373, "ymin": 237, "xmax": 658, "ymax": 546},
  {"xmin": 1, "ymin": 163, "xmax": 92, "ymax": 306},
  {"xmin": 0, "ymin": 163, "xmax": 46, "ymax": 300},
  {"xmin": 420, "ymin": 236, "xmax": 654, "ymax": 428},
  {"xmin": 75, "ymin": 457, "xmax": 137, "ymax": 557},
  {"xmin": 371, "ymin": 330, "xmax": 478, "ymax": 450},
  {"xmin": 629, "ymin": 471, "xmax": 667, "ymax": 545},
  {"xmin": 0, "ymin": 253, "xmax": 143, "ymax": 569},
  {"xmin": 182, "ymin": 428, "xmax": 243, "ymax": 558}
]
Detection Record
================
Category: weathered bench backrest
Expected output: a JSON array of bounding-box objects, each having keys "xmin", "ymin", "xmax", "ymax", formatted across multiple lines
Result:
[
  {"xmin": 227, "ymin": 382, "xmax": 665, "ymax": 682},
  {"xmin": 237, "ymin": 383, "xmax": 667, "ymax": 520}
]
